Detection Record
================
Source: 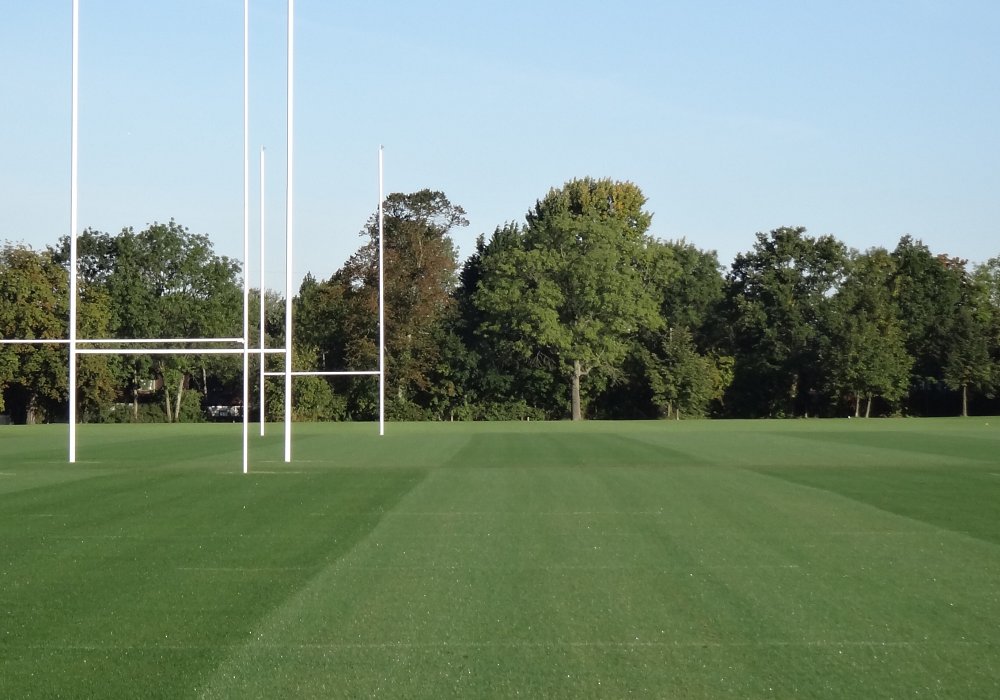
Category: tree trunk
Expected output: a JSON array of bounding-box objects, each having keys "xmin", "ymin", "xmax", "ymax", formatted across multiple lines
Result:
[
  {"xmin": 164, "ymin": 383, "xmax": 174, "ymax": 423},
  {"xmin": 571, "ymin": 360, "xmax": 583, "ymax": 421},
  {"xmin": 854, "ymin": 395, "xmax": 860, "ymax": 418},
  {"xmin": 789, "ymin": 374, "xmax": 799, "ymax": 417},
  {"xmin": 26, "ymin": 392, "xmax": 37, "ymax": 425},
  {"xmin": 132, "ymin": 368, "xmax": 139, "ymax": 421},
  {"xmin": 865, "ymin": 395, "xmax": 872, "ymax": 418},
  {"xmin": 174, "ymin": 376, "xmax": 184, "ymax": 423},
  {"xmin": 962, "ymin": 384, "xmax": 968, "ymax": 417}
]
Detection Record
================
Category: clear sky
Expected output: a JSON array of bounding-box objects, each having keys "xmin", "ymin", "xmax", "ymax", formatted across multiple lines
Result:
[{"xmin": 2, "ymin": 1, "xmax": 998, "ymax": 291}]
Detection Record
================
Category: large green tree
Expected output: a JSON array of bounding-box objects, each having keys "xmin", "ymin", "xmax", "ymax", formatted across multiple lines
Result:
[
  {"xmin": 247, "ymin": 287, "xmax": 288, "ymax": 421},
  {"xmin": 640, "ymin": 326, "xmax": 719, "ymax": 419},
  {"xmin": 942, "ymin": 267, "xmax": 996, "ymax": 416},
  {"xmin": 636, "ymin": 240, "xmax": 729, "ymax": 417},
  {"xmin": 474, "ymin": 178, "xmax": 661, "ymax": 420},
  {"xmin": 0, "ymin": 245, "xmax": 70, "ymax": 422},
  {"xmin": 295, "ymin": 190, "xmax": 467, "ymax": 420},
  {"xmin": 0, "ymin": 244, "xmax": 115, "ymax": 423},
  {"xmin": 65, "ymin": 221, "xmax": 242, "ymax": 421},
  {"xmin": 725, "ymin": 227, "xmax": 848, "ymax": 417},
  {"xmin": 890, "ymin": 237, "xmax": 963, "ymax": 407},
  {"xmin": 453, "ymin": 224, "xmax": 563, "ymax": 419},
  {"xmin": 889, "ymin": 237, "xmax": 996, "ymax": 415},
  {"xmin": 650, "ymin": 239, "xmax": 726, "ymax": 350},
  {"xmin": 975, "ymin": 256, "xmax": 1000, "ymax": 371},
  {"xmin": 971, "ymin": 257, "xmax": 1000, "ymax": 414},
  {"xmin": 822, "ymin": 248, "xmax": 912, "ymax": 417}
]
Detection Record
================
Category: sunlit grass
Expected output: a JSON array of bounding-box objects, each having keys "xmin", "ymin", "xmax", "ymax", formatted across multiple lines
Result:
[{"xmin": 2, "ymin": 418, "xmax": 999, "ymax": 697}]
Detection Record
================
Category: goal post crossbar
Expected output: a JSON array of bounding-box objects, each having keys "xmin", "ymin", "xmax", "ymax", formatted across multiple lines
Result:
[
  {"xmin": 76, "ymin": 348, "xmax": 248, "ymax": 356},
  {"xmin": 264, "ymin": 370, "xmax": 379, "ymax": 377},
  {"xmin": 79, "ymin": 338, "xmax": 246, "ymax": 345},
  {"xmin": 1, "ymin": 338, "xmax": 247, "ymax": 346}
]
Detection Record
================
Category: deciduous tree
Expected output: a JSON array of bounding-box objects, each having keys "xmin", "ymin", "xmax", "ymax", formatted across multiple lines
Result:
[
  {"xmin": 474, "ymin": 178, "xmax": 661, "ymax": 420},
  {"xmin": 822, "ymin": 248, "xmax": 912, "ymax": 417},
  {"xmin": 943, "ymin": 269, "xmax": 996, "ymax": 416},
  {"xmin": 297, "ymin": 190, "xmax": 467, "ymax": 419},
  {"xmin": 725, "ymin": 227, "xmax": 847, "ymax": 417},
  {"xmin": 0, "ymin": 245, "xmax": 69, "ymax": 422},
  {"xmin": 64, "ymin": 221, "xmax": 241, "ymax": 421}
]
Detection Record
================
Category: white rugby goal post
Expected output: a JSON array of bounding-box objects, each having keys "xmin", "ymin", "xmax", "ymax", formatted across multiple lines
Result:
[{"xmin": 0, "ymin": 0, "xmax": 386, "ymax": 473}]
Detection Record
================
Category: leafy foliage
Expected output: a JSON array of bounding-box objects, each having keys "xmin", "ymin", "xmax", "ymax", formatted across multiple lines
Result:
[
  {"xmin": 641, "ymin": 327, "xmax": 717, "ymax": 419},
  {"xmin": 725, "ymin": 227, "xmax": 848, "ymax": 417},
  {"xmin": 292, "ymin": 190, "xmax": 466, "ymax": 420},
  {"xmin": 4, "ymin": 181, "xmax": 999, "ymax": 422},
  {"xmin": 64, "ymin": 221, "xmax": 242, "ymax": 422},
  {"xmin": 0, "ymin": 245, "xmax": 70, "ymax": 421},
  {"xmin": 474, "ymin": 178, "xmax": 662, "ymax": 419},
  {"xmin": 822, "ymin": 248, "xmax": 912, "ymax": 417}
]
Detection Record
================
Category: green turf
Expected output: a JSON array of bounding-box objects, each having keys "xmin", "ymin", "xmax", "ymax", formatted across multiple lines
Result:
[{"xmin": 1, "ymin": 419, "xmax": 999, "ymax": 698}]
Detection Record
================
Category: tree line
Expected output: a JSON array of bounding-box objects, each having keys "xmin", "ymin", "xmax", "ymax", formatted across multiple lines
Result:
[{"xmin": 2, "ymin": 178, "xmax": 998, "ymax": 424}]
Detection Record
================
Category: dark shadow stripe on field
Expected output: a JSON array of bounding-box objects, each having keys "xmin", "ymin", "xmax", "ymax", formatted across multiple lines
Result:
[
  {"xmin": 773, "ymin": 429, "xmax": 1000, "ymax": 464},
  {"xmin": 75, "ymin": 430, "xmax": 247, "ymax": 468},
  {"xmin": 0, "ymin": 465, "xmax": 429, "ymax": 699},
  {"xmin": 443, "ymin": 431, "xmax": 709, "ymax": 469},
  {"xmin": 0, "ymin": 467, "xmax": 120, "ymax": 498},
  {"xmin": 751, "ymin": 465, "xmax": 1000, "ymax": 547}
]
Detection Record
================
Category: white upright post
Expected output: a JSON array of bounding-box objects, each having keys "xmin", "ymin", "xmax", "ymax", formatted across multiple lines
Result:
[
  {"xmin": 259, "ymin": 146, "xmax": 266, "ymax": 436},
  {"xmin": 241, "ymin": 0, "xmax": 250, "ymax": 475},
  {"xmin": 68, "ymin": 0, "xmax": 79, "ymax": 464},
  {"xmin": 284, "ymin": 0, "xmax": 294, "ymax": 463},
  {"xmin": 378, "ymin": 147, "xmax": 385, "ymax": 437}
]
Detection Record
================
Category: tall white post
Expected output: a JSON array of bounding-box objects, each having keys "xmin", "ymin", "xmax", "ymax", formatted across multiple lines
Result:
[
  {"xmin": 241, "ymin": 0, "xmax": 250, "ymax": 475},
  {"xmin": 284, "ymin": 0, "xmax": 294, "ymax": 463},
  {"xmin": 259, "ymin": 146, "xmax": 266, "ymax": 436},
  {"xmin": 378, "ymin": 147, "xmax": 385, "ymax": 437},
  {"xmin": 69, "ymin": 0, "xmax": 79, "ymax": 463}
]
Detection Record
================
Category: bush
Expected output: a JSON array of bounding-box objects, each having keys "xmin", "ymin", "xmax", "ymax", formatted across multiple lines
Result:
[
  {"xmin": 177, "ymin": 390, "xmax": 205, "ymax": 423},
  {"xmin": 263, "ymin": 377, "xmax": 346, "ymax": 422},
  {"xmin": 451, "ymin": 400, "xmax": 546, "ymax": 422},
  {"xmin": 387, "ymin": 397, "xmax": 433, "ymax": 422}
]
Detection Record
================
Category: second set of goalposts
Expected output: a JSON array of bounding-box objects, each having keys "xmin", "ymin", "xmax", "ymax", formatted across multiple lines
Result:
[{"xmin": 0, "ymin": 0, "xmax": 386, "ymax": 473}]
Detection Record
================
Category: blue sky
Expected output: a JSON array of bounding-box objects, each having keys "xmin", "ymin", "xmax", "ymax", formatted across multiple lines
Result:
[{"xmin": 2, "ymin": 1, "xmax": 998, "ymax": 290}]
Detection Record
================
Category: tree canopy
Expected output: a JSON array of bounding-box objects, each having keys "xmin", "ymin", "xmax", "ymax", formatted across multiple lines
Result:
[
  {"xmin": 473, "ymin": 178, "xmax": 661, "ymax": 420},
  {"xmin": 3, "ymin": 180, "xmax": 1000, "ymax": 423}
]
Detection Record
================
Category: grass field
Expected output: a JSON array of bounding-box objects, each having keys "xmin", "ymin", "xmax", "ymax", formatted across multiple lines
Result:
[{"xmin": 1, "ymin": 419, "xmax": 999, "ymax": 698}]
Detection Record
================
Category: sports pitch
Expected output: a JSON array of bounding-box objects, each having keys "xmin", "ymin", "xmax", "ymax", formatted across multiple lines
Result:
[{"xmin": 1, "ymin": 419, "xmax": 999, "ymax": 698}]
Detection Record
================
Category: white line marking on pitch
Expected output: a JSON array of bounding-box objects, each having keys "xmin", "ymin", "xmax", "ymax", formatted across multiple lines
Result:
[
  {"xmin": 217, "ymin": 470, "xmax": 309, "ymax": 475},
  {"xmin": 828, "ymin": 530, "xmax": 923, "ymax": 536},
  {"xmin": 390, "ymin": 511, "xmax": 671, "ymax": 516},
  {"xmin": 248, "ymin": 470, "xmax": 310, "ymax": 474},
  {"xmin": 177, "ymin": 566, "xmax": 315, "ymax": 572},
  {"xmin": 335, "ymin": 564, "xmax": 802, "ymax": 573},
  {"xmin": 23, "ymin": 639, "xmax": 990, "ymax": 652}
]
